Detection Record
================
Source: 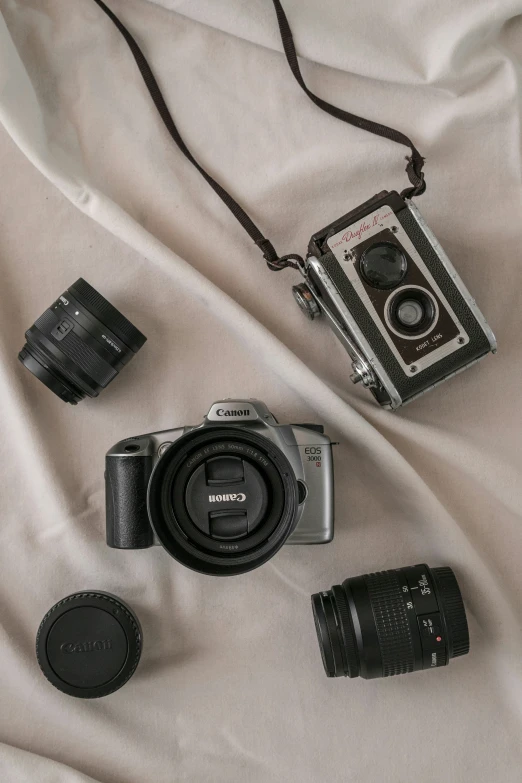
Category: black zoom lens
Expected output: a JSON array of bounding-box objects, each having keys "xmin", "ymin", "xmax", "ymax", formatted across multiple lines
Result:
[
  {"xmin": 19, "ymin": 278, "xmax": 146, "ymax": 404},
  {"xmin": 312, "ymin": 564, "xmax": 469, "ymax": 679}
]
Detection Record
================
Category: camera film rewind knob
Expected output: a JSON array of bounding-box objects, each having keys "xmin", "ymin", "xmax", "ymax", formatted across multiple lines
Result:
[{"xmin": 292, "ymin": 283, "xmax": 321, "ymax": 320}]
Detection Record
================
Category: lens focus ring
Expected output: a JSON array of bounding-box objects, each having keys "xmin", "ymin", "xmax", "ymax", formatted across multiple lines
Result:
[
  {"xmin": 432, "ymin": 567, "xmax": 470, "ymax": 658},
  {"xmin": 365, "ymin": 571, "xmax": 415, "ymax": 677}
]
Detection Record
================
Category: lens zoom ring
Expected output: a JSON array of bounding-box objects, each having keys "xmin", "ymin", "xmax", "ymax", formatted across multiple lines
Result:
[
  {"xmin": 432, "ymin": 567, "xmax": 470, "ymax": 658},
  {"xmin": 365, "ymin": 571, "xmax": 415, "ymax": 677}
]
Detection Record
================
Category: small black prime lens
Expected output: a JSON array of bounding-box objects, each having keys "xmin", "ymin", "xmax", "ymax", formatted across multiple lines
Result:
[
  {"xmin": 147, "ymin": 427, "xmax": 299, "ymax": 576},
  {"xmin": 19, "ymin": 279, "xmax": 146, "ymax": 404},
  {"xmin": 312, "ymin": 564, "xmax": 469, "ymax": 679}
]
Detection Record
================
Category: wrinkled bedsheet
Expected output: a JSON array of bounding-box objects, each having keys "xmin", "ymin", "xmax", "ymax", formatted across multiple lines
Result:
[{"xmin": 1, "ymin": 1, "xmax": 522, "ymax": 781}]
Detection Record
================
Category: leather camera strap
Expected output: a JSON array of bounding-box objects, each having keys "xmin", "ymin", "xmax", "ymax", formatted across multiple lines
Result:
[{"xmin": 91, "ymin": 0, "xmax": 426, "ymax": 271}]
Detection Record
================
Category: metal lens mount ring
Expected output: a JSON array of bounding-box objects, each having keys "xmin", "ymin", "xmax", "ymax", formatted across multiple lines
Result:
[{"xmin": 384, "ymin": 285, "xmax": 439, "ymax": 340}]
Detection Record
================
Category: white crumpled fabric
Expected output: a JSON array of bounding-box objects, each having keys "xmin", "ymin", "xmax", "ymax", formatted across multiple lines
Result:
[{"xmin": 0, "ymin": 1, "xmax": 521, "ymax": 781}]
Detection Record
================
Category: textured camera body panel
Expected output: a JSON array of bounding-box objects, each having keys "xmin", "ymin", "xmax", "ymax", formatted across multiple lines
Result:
[{"xmin": 106, "ymin": 452, "xmax": 153, "ymax": 548}]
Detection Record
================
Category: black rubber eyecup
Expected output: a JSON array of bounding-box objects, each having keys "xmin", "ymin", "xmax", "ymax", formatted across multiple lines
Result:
[{"xmin": 36, "ymin": 592, "xmax": 142, "ymax": 698}]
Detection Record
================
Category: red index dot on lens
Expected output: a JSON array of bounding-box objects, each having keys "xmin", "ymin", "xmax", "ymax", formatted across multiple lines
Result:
[{"xmin": 436, "ymin": 636, "xmax": 442, "ymax": 642}]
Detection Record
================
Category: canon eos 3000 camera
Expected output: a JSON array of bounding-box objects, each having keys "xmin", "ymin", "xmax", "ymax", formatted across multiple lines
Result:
[{"xmin": 105, "ymin": 400, "xmax": 334, "ymax": 576}]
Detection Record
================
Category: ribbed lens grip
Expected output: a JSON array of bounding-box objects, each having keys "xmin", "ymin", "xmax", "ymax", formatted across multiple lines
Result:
[
  {"xmin": 34, "ymin": 308, "xmax": 117, "ymax": 387},
  {"xmin": 70, "ymin": 278, "xmax": 146, "ymax": 351},
  {"xmin": 34, "ymin": 308, "xmax": 59, "ymax": 333},
  {"xmin": 432, "ymin": 567, "xmax": 470, "ymax": 658},
  {"xmin": 365, "ymin": 570, "xmax": 415, "ymax": 677}
]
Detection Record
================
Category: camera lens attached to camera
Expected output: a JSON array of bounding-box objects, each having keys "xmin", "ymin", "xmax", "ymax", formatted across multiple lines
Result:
[
  {"xmin": 386, "ymin": 286, "xmax": 438, "ymax": 338},
  {"xmin": 395, "ymin": 299, "xmax": 424, "ymax": 327},
  {"xmin": 147, "ymin": 427, "xmax": 299, "ymax": 576}
]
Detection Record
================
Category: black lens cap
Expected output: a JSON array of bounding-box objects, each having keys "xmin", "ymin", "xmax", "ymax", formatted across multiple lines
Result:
[{"xmin": 36, "ymin": 592, "xmax": 142, "ymax": 699}]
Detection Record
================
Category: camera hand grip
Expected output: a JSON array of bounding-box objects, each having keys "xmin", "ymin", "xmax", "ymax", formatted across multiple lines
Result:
[{"xmin": 106, "ymin": 454, "xmax": 153, "ymax": 548}]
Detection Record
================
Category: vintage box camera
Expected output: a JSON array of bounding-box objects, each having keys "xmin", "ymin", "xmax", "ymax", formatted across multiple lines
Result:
[
  {"xmin": 293, "ymin": 191, "xmax": 496, "ymax": 409},
  {"xmin": 105, "ymin": 400, "xmax": 333, "ymax": 576}
]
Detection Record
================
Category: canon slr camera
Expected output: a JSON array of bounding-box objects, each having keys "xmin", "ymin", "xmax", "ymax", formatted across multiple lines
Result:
[
  {"xmin": 106, "ymin": 400, "xmax": 333, "ymax": 575},
  {"xmin": 293, "ymin": 191, "xmax": 496, "ymax": 409}
]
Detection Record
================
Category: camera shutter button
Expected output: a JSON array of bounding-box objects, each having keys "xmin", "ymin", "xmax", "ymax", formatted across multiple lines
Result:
[{"xmin": 158, "ymin": 442, "xmax": 173, "ymax": 457}]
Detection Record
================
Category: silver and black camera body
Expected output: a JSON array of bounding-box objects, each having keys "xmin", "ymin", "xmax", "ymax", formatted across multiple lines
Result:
[
  {"xmin": 293, "ymin": 191, "xmax": 496, "ymax": 409},
  {"xmin": 105, "ymin": 400, "xmax": 333, "ymax": 576}
]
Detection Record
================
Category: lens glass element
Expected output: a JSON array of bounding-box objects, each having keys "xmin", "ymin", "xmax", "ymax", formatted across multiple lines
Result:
[
  {"xmin": 360, "ymin": 242, "xmax": 408, "ymax": 289},
  {"xmin": 311, "ymin": 565, "xmax": 469, "ymax": 680}
]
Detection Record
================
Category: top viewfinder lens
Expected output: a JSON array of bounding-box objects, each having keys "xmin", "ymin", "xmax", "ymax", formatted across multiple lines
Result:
[{"xmin": 360, "ymin": 242, "xmax": 408, "ymax": 290}]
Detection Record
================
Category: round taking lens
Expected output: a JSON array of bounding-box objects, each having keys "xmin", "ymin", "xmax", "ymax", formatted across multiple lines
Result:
[
  {"xmin": 387, "ymin": 287, "xmax": 437, "ymax": 337},
  {"xmin": 19, "ymin": 278, "xmax": 146, "ymax": 404},
  {"xmin": 312, "ymin": 564, "xmax": 469, "ymax": 679},
  {"xmin": 396, "ymin": 299, "xmax": 424, "ymax": 327},
  {"xmin": 360, "ymin": 242, "xmax": 408, "ymax": 290}
]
